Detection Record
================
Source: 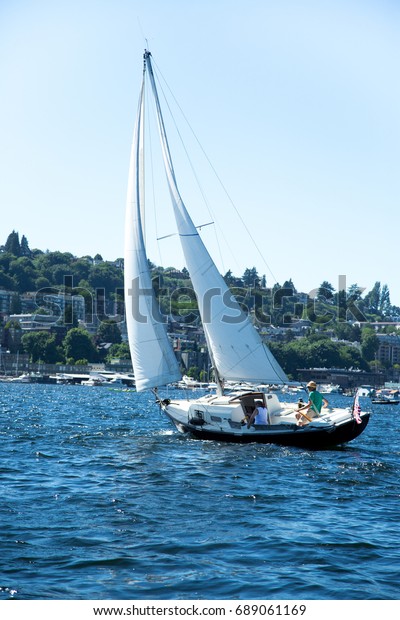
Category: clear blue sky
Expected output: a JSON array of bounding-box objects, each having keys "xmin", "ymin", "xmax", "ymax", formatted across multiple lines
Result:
[{"xmin": 1, "ymin": 0, "xmax": 399, "ymax": 305}]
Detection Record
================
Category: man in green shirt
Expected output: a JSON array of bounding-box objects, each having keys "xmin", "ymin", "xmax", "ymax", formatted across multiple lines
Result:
[{"xmin": 296, "ymin": 381, "xmax": 328, "ymax": 425}]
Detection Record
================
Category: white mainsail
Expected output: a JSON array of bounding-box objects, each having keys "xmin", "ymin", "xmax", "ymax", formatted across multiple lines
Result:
[
  {"xmin": 145, "ymin": 52, "xmax": 287, "ymax": 386},
  {"xmin": 124, "ymin": 71, "xmax": 181, "ymax": 392}
]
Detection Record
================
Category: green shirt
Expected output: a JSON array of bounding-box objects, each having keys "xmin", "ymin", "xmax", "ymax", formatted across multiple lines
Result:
[{"xmin": 309, "ymin": 389, "xmax": 324, "ymax": 414}]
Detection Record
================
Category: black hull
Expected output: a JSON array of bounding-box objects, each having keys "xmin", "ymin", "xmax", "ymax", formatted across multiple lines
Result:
[{"xmin": 175, "ymin": 414, "xmax": 370, "ymax": 449}]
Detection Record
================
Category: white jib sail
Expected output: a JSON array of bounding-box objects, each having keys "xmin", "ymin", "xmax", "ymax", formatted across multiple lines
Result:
[
  {"xmin": 124, "ymin": 75, "xmax": 181, "ymax": 392},
  {"xmin": 146, "ymin": 54, "xmax": 287, "ymax": 385}
]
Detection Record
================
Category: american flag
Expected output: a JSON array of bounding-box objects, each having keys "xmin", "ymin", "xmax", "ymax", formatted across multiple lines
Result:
[{"xmin": 353, "ymin": 391, "xmax": 362, "ymax": 424}]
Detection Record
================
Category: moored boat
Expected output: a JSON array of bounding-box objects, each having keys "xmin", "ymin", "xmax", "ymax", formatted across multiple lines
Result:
[{"xmin": 371, "ymin": 389, "xmax": 399, "ymax": 405}]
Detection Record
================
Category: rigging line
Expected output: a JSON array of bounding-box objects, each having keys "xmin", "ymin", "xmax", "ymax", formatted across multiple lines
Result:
[
  {"xmin": 151, "ymin": 56, "xmax": 278, "ymax": 284},
  {"xmin": 150, "ymin": 57, "xmax": 228, "ymax": 275},
  {"xmin": 150, "ymin": 61, "xmax": 213, "ymax": 215}
]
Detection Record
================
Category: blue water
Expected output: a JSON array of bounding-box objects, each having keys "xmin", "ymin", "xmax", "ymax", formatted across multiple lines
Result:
[{"xmin": 0, "ymin": 383, "xmax": 399, "ymax": 600}]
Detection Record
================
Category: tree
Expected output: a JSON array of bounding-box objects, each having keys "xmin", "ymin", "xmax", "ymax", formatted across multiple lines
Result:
[
  {"xmin": 308, "ymin": 339, "xmax": 343, "ymax": 368},
  {"xmin": 20, "ymin": 235, "xmax": 32, "ymax": 257},
  {"xmin": 224, "ymin": 270, "xmax": 243, "ymax": 287},
  {"xmin": 269, "ymin": 333, "xmax": 370, "ymax": 380},
  {"xmin": 35, "ymin": 276, "xmax": 52, "ymax": 289},
  {"xmin": 318, "ymin": 281, "xmax": 335, "ymax": 300},
  {"xmin": 364, "ymin": 282, "xmax": 381, "ymax": 313},
  {"xmin": 284, "ymin": 328, "xmax": 295, "ymax": 343},
  {"xmin": 186, "ymin": 366, "xmax": 199, "ymax": 379},
  {"xmin": 106, "ymin": 342, "xmax": 131, "ymax": 362},
  {"xmin": 3, "ymin": 320, "xmax": 22, "ymax": 353},
  {"xmin": 49, "ymin": 264, "xmax": 73, "ymax": 286},
  {"xmin": 63, "ymin": 328, "xmax": 98, "ymax": 363},
  {"xmin": 21, "ymin": 331, "xmax": 60, "ymax": 363},
  {"xmin": 282, "ymin": 279, "xmax": 296, "ymax": 293},
  {"xmin": 224, "ymin": 270, "xmax": 235, "ymax": 286},
  {"xmin": 88, "ymin": 262, "xmax": 123, "ymax": 296},
  {"xmin": 4, "ymin": 231, "xmax": 21, "ymax": 256},
  {"xmin": 0, "ymin": 269, "xmax": 15, "ymax": 290},
  {"xmin": 242, "ymin": 267, "xmax": 260, "ymax": 288},
  {"xmin": 97, "ymin": 320, "xmax": 122, "ymax": 344},
  {"xmin": 63, "ymin": 302, "xmax": 79, "ymax": 329},
  {"xmin": 9, "ymin": 257, "xmax": 37, "ymax": 291},
  {"xmin": 361, "ymin": 328, "xmax": 380, "ymax": 362},
  {"xmin": 334, "ymin": 322, "xmax": 361, "ymax": 343},
  {"xmin": 347, "ymin": 283, "xmax": 363, "ymax": 300},
  {"xmin": 379, "ymin": 284, "xmax": 391, "ymax": 316},
  {"xmin": 72, "ymin": 259, "xmax": 91, "ymax": 284},
  {"xmin": 337, "ymin": 342, "xmax": 368, "ymax": 370}
]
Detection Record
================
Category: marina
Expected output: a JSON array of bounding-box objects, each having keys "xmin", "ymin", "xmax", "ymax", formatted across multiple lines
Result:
[{"xmin": 0, "ymin": 371, "xmax": 135, "ymax": 387}]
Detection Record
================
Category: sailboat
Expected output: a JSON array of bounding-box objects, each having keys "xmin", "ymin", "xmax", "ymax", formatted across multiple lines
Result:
[{"xmin": 124, "ymin": 50, "xmax": 370, "ymax": 449}]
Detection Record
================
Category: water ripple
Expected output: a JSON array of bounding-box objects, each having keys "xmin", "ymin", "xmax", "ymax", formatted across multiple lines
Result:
[{"xmin": 0, "ymin": 384, "xmax": 399, "ymax": 599}]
